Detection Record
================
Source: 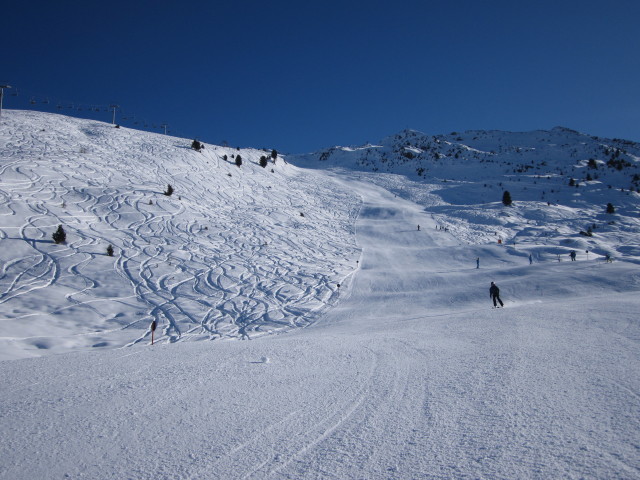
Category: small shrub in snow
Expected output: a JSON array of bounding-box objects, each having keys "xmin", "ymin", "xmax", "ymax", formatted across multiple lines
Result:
[
  {"xmin": 106, "ymin": 244, "xmax": 114, "ymax": 257},
  {"xmin": 52, "ymin": 225, "xmax": 66, "ymax": 244},
  {"xmin": 260, "ymin": 156, "xmax": 268, "ymax": 168},
  {"xmin": 580, "ymin": 226, "xmax": 594, "ymax": 237},
  {"xmin": 235, "ymin": 155, "xmax": 242, "ymax": 167},
  {"xmin": 164, "ymin": 184, "xmax": 174, "ymax": 196},
  {"xmin": 191, "ymin": 139, "xmax": 203, "ymax": 152},
  {"xmin": 606, "ymin": 203, "xmax": 615, "ymax": 214}
]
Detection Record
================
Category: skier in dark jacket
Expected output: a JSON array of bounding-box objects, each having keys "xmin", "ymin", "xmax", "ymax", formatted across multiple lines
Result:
[{"xmin": 489, "ymin": 281, "xmax": 504, "ymax": 308}]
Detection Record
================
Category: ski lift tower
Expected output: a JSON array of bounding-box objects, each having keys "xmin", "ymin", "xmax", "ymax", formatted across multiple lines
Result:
[
  {"xmin": 0, "ymin": 85, "xmax": 12, "ymax": 119},
  {"xmin": 109, "ymin": 104, "xmax": 120, "ymax": 125}
]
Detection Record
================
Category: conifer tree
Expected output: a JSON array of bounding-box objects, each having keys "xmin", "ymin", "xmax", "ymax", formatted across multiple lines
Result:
[
  {"xmin": 52, "ymin": 225, "xmax": 66, "ymax": 244},
  {"xmin": 191, "ymin": 139, "xmax": 203, "ymax": 152},
  {"xmin": 502, "ymin": 191, "xmax": 513, "ymax": 206}
]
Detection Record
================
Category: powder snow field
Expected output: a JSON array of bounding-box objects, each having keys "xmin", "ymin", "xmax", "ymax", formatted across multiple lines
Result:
[{"xmin": 1, "ymin": 112, "xmax": 639, "ymax": 479}]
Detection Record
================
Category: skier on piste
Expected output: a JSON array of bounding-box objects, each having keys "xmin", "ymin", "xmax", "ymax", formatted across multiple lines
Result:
[{"xmin": 490, "ymin": 281, "xmax": 504, "ymax": 308}]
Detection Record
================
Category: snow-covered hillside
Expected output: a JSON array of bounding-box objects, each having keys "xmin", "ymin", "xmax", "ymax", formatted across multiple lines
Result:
[
  {"xmin": 1, "ymin": 111, "xmax": 639, "ymax": 479},
  {"xmin": 0, "ymin": 111, "xmax": 360, "ymax": 360},
  {"xmin": 292, "ymin": 127, "xmax": 640, "ymax": 249}
]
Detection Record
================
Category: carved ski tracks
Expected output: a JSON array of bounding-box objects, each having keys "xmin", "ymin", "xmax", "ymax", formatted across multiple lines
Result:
[{"xmin": 0, "ymin": 113, "xmax": 361, "ymax": 355}]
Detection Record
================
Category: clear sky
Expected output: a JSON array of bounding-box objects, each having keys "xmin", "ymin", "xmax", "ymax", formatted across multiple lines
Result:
[{"xmin": 2, "ymin": 0, "xmax": 639, "ymax": 153}]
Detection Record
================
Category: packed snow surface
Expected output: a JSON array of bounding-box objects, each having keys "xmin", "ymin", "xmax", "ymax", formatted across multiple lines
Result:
[{"xmin": 1, "ymin": 111, "xmax": 639, "ymax": 479}]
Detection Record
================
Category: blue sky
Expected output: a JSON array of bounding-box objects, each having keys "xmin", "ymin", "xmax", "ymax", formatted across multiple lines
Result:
[{"xmin": 3, "ymin": 0, "xmax": 639, "ymax": 152}]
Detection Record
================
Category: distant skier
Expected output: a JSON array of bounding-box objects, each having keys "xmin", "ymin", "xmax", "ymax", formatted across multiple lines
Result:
[
  {"xmin": 417, "ymin": 225, "xmax": 420, "ymax": 231},
  {"xmin": 490, "ymin": 281, "xmax": 504, "ymax": 308},
  {"xmin": 569, "ymin": 250, "xmax": 576, "ymax": 261},
  {"xmin": 476, "ymin": 257, "xmax": 480, "ymax": 269},
  {"xmin": 529, "ymin": 253, "xmax": 533, "ymax": 265}
]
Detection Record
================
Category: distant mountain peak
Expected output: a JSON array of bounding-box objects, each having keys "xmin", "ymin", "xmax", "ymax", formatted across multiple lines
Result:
[
  {"xmin": 290, "ymin": 126, "xmax": 640, "ymax": 188},
  {"xmin": 551, "ymin": 126, "xmax": 582, "ymax": 135}
]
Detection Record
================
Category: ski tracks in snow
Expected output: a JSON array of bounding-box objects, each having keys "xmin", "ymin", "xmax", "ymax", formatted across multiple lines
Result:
[
  {"xmin": 0, "ymin": 113, "xmax": 361, "ymax": 358},
  {"xmin": 176, "ymin": 339, "xmax": 432, "ymax": 480}
]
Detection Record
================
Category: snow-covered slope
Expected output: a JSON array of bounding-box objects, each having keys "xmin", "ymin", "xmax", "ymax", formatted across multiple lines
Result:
[
  {"xmin": 1, "ymin": 112, "xmax": 639, "ymax": 479},
  {"xmin": 291, "ymin": 127, "xmax": 640, "ymax": 250},
  {"xmin": 0, "ymin": 111, "xmax": 360, "ymax": 360}
]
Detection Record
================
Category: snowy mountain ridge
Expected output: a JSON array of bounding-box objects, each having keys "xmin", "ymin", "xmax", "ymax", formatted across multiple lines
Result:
[
  {"xmin": 293, "ymin": 125, "xmax": 640, "ymax": 185},
  {"xmin": 293, "ymin": 125, "xmax": 640, "ymax": 253}
]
